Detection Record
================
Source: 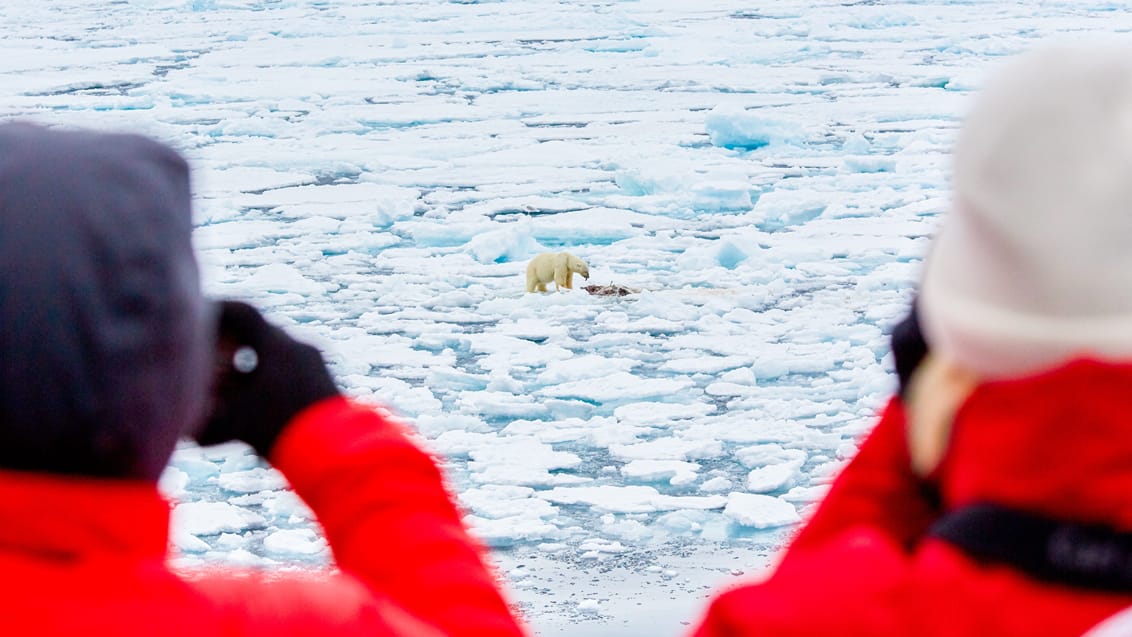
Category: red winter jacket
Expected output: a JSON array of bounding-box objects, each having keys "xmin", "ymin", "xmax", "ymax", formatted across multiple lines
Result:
[
  {"xmin": 0, "ymin": 397, "xmax": 527, "ymax": 637},
  {"xmin": 690, "ymin": 360, "xmax": 1132, "ymax": 637}
]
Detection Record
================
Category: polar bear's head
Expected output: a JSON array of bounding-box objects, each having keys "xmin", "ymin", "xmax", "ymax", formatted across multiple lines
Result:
[{"xmin": 567, "ymin": 253, "xmax": 590, "ymax": 279}]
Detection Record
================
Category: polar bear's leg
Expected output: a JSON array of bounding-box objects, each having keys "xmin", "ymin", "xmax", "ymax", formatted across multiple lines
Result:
[
  {"xmin": 528, "ymin": 254, "xmax": 558, "ymax": 293},
  {"xmin": 526, "ymin": 258, "xmax": 541, "ymax": 293},
  {"xmin": 554, "ymin": 266, "xmax": 568, "ymax": 291},
  {"xmin": 564, "ymin": 270, "xmax": 574, "ymax": 289}
]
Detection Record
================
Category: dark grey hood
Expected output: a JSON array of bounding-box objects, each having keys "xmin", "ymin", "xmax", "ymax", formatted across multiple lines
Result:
[{"xmin": 0, "ymin": 122, "xmax": 212, "ymax": 481}]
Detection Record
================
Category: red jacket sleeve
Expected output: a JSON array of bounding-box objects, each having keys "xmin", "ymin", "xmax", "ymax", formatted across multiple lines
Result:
[
  {"xmin": 787, "ymin": 397, "xmax": 940, "ymax": 553},
  {"xmin": 270, "ymin": 397, "xmax": 527, "ymax": 637}
]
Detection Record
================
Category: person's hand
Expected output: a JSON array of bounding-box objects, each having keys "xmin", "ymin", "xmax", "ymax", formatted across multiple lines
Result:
[{"xmin": 195, "ymin": 300, "xmax": 340, "ymax": 457}]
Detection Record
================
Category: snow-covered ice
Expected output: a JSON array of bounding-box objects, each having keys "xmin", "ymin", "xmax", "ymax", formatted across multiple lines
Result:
[
  {"xmin": 5, "ymin": 1, "xmax": 1131, "ymax": 634},
  {"xmin": 723, "ymin": 493, "xmax": 802, "ymax": 530}
]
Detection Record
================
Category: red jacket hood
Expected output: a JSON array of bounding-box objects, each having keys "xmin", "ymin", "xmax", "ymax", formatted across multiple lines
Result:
[
  {"xmin": 941, "ymin": 358, "xmax": 1132, "ymax": 528},
  {"xmin": 0, "ymin": 469, "xmax": 169, "ymax": 563}
]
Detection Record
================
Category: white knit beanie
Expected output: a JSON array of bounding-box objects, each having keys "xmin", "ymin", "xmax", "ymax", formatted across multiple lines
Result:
[{"xmin": 920, "ymin": 45, "xmax": 1132, "ymax": 379}]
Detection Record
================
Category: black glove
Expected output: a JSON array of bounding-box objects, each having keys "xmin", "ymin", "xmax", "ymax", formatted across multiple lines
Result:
[
  {"xmin": 195, "ymin": 300, "xmax": 340, "ymax": 456},
  {"xmin": 891, "ymin": 298, "xmax": 928, "ymax": 399}
]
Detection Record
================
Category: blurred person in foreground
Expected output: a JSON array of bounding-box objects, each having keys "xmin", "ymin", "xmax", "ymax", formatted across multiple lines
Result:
[
  {"xmin": 690, "ymin": 44, "xmax": 1132, "ymax": 637},
  {"xmin": 0, "ymin": 121, "xmax": 526, "ymax": 637}
]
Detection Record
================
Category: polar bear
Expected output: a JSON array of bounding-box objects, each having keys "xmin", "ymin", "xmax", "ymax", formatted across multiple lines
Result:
[{"xmin": 526, "ymin": 252, "xmax": 590, "ymax": 293}]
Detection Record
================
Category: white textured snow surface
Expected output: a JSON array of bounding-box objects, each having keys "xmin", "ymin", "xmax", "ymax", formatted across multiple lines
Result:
[{"xmin": 6, "ymin": 2, "xmax": 1129, "ymax": 635}]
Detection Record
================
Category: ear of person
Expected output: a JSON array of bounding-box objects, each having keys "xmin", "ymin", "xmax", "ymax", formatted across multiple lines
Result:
[{"xmin": 904, "ymin": 354, "xmax": 980, "ymax": 477}]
